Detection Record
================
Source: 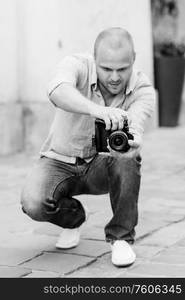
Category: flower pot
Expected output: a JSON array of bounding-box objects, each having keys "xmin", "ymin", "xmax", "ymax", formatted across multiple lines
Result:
[{"xmin": 154, "ymin": 56, "xmax": 185, "ymax": 126}]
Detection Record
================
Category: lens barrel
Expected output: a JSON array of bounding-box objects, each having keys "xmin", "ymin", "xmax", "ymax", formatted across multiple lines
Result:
[{"xmin": 109, "ymin": 131, "xmax": 128, "ymax": 151}]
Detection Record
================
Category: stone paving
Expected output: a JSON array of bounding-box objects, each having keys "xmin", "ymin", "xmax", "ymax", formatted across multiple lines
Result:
[{"xmin": 0, "ymin": 126, "xmax": 185, "ymax": 278}]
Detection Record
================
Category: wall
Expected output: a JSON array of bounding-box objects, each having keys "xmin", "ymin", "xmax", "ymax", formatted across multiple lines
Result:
[
  {"xmin": 177, "ymin": 0, "xmax": 185, "ymax": 102},
  {"xmin": 0, "ymin": 0, "xmax": 154, "ymax": 155},
  {"xmin": 0, "ymin": 0, "xmax": 23, "ymax": 154},
  {"xmin": 58, "ymin": 0, "xmax": 154, "ymax": 80}
]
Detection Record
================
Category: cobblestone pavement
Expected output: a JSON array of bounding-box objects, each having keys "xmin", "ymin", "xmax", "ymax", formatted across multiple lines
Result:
[{"xmin": 0, "ymin": 126, "xmax": 185, "ymax": 278}]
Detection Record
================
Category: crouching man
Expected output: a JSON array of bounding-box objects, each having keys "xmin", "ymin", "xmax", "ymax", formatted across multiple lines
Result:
[{"xmin": 21, "ymin": 27, "xmax": 155, "ymax": 267}]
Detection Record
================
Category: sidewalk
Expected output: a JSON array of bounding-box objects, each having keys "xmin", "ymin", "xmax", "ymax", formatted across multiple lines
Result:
[{"xmin": 0, "ymin": 126, "xmax": 185, "ymax": 278}]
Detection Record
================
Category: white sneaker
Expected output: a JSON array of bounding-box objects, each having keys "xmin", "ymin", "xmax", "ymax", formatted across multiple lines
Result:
[
  {"xmin": 56, "ymin": 227, "xmax": 81, "ymax": 249},
  {"xmin": 55, "ymin": 204, "xmax": 89, "ymax": 249},
  {"xmin": 111, "ymin": 240, "xmax": 136, "ymax": 267}
]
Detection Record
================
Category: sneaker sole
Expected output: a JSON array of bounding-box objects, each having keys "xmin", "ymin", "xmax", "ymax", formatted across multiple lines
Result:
[
  {"xmin": 112, "ymin": 255, "xmax": 136, "ymax": 267},
  {"xmin": 55, "ymin": 239, "xmax": 80, "ymax": 250},
  {"xmin": 112, "ymin": 260, "xmax": 135, "ymax": 267},
  {"xmin": 55, "ymin": 244, "xmax": 79, "ymax": 250}
]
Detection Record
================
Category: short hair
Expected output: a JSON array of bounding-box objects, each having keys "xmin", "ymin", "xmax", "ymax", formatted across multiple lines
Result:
[{"xmin": 94, "ymin": 27, "xmax": 135, "ymax": 58}]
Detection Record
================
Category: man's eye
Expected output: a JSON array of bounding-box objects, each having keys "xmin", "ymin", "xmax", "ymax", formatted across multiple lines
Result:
[{"xmin": 103, "ymin": 68, "xmax": 111, "ymax": 71}]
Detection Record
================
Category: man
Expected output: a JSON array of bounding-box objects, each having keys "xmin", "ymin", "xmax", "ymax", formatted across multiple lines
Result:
[{"xmin": 21, "ymin": 27, "xmax": 155, "ymax": 267}]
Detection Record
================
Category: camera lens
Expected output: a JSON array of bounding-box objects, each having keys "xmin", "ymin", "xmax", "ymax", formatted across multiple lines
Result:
[
  {"xmin": 109, "ymin": 131, "xmax": 128, "ymax": 151},
  {"xmin": 114, "ymin": 136, "xmax": 123, "ymax": 146}
]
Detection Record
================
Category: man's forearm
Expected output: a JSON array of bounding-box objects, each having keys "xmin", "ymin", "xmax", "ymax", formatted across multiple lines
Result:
[
  {"xmin": 49, "ymin": 83, "xmax": 129, "ymax": 130},
  {"xmin": 49, "ymin": 83, "xmax": 99, "ymax": 116}
]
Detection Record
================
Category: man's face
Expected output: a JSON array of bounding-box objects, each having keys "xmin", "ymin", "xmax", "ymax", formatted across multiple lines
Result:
[{"xmin": 95, "ymin": 43, "xmax": 135, "ymax": 97}]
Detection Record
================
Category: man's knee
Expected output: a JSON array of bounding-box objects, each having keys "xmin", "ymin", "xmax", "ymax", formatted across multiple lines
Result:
[
  {"xmin": 20, "ymin": 189, "xmax": 46, "ymax": 221},
  {"xmin": 126, "ymin": 153, "xmax": 142, "ymax": 166},
  {"xmin": 111, "ymin": 152, "xmax": 142, "ymax": 166}
]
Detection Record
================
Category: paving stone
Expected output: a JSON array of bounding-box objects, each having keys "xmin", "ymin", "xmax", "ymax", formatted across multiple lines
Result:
[
  {"xmin": 76, "ymin": 194, "xmax": 110, "ymax": 212},
  {"xmin": 152, "ymin": 254, "xmax": 185, "ymax": 265},
  {"xmin": 47, "ymin": 239, "xmax": 110, "ymax": 257},
  {"xmin": 136, "ymin": 218, "xmax": 166, "ymax": 239},
  {"xmin": 0, "ymin": 205, "xmax": 41, "ymax": 234},
  {"xmin": 1, "ymin": 232, "xmax": 57, "ymax": 252},
  {"xmin": 133, "ymin": 245, "xmax": 163, "ymax": 259},
  {"xmin": 140, "ymin": 210, "xmax": 185, "ymax": 224},
  {"xmin": 82, "ymin": 226, "xmax": 105, "ymax": 241},
  {"xmin": 66, "ymin": 245, "xmax": 162, "ymax": 278},
  {"xmin": 136, "ymin": 210, "xmax": 185, "ymax": 241},
  {"xmin": 67, "ymin": 253, "xmax": 145, "ymax": 278},
  {"xmin": 24, "ymin": 270, "xmax": 60, "ymax": 278},
  {"xmin": 34, "ymin": 223, "xmax": 62, "ymax": 236},
  {"xmin": 144, "ymin": 176, "xmax": 185, "ymax": 194},
  {"xmin": 66, "ymin": 253, "xmax": 128, "ymax": 278},
  {"xmin": 0, "ymin": 266, "xmax": 31, "ymax": 278},
  {"xmin": 173, "ymin": 208, "xmax": 185, "ymax": 215},
  {"xmin": 159, "ymin": 246, "xmax": 185, "ymax": 256},
  {"xmin": 138, "ymin": 220, "xmax": 185, "ymax": 247},
  {"xmin": 21, "ymin": 252, "xmax": 95, "ymax": 275},
  {"xmin": 139, "ymin": 196, "xmax": 185, "ymax": 213},
  {"xmin": 1, "ymin": 127, "xmax": 185, "ymax": 278},
  {"xmin": 0, "ymin": 191, "xmax": 18, "ymax": 205},
  {"xmin": 0, "ymin": 247, "xmax": 42, "ymax": 266},
  {"xmin": 86, "ymin": 211, "xmax": 112, "ymax": 228},
  {"xmin": 176, "ymin": 238, "xmax": 185, "ymax": 247},
  {"xmin": 118, "ymin": 262, "xmax": 185, "ymax": 277},
  {"xmin": 117, "ymin": 272, "xmax": 155, "ymax": 278}
]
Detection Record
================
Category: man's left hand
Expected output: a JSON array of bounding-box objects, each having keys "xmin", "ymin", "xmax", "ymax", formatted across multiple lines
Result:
[
  {"xmin": 108, "ymin": 136, "xmax": 141, "ymax": 159},
  {"xmin": 128, "ymin": 138, "xmax": 140, "ymax": 149}
]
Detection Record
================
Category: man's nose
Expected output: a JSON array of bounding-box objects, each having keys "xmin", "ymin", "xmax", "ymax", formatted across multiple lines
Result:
[{"xmin": 110, "ymin": 71, "xmax": 120, "ymax": 81}]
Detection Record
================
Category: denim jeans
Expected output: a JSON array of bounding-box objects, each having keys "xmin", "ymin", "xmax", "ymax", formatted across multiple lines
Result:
[{"xmin": 21, "ymin": 153, "xmax": 141, "ymax": 243}]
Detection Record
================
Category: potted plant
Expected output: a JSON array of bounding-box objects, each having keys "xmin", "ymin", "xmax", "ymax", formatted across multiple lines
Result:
[
  {"xmin": 151, "ymin": 0, "xmax": 185, "ymax": 126},
  {"xmin": 154, "ymin": 41, "xmax": 185, "ymax": 126}
]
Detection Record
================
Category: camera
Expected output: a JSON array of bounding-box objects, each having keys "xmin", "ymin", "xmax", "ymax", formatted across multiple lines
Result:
[{"xmin": 95, "ymin": 117, "xmax": 134, "ymax": 152}]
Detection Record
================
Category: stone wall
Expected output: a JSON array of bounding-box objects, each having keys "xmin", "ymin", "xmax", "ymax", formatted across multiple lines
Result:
[{"xmin": 0, "ymin": 0, "xmax": 154, "ymax": 155}]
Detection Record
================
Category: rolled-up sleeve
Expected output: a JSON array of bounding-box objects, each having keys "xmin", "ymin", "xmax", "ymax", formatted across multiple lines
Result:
[
  {"xmin": 47, "ymin": 55, "xmax": 87, "ymax": 97},
  {"xmin": 127, "ymin": 76, "xmax": 156, "ymax": 142}
]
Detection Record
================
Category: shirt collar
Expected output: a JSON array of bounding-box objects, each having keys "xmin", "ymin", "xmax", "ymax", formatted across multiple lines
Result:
[{"xmin": 125, "ymin": 69, "xmax": 137, "ymax": 95}]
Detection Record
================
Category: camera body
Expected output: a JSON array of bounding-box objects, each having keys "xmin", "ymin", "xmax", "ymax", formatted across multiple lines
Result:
[{"xmin": 95, "ymin": 118, "xmax": 134, "ymax": 152}]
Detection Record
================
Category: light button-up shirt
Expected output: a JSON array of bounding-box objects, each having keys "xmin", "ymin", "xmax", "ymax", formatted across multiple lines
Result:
[{"xmin": 40, "ymin": 53, "xmax": 156, "ymax": 163}]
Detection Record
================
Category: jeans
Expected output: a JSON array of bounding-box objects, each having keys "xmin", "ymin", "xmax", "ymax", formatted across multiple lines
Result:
[{"xmin": 21, "ymin": 153, "xmax": 141, "ymax": 243}]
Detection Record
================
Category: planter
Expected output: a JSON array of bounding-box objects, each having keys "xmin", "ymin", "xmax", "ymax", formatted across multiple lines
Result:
[{"xmin": 154, "ymin": 56, "xmax": 185, "ymax": 126}]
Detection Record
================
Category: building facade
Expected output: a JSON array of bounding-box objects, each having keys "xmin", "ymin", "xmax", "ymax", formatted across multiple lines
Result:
[{"xmin": 0, "ymin": 0, "xmax": 154, "ymax": 155}]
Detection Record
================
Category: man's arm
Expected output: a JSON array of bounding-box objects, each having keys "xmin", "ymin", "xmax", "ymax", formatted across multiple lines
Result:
[
  {"xmin": 50, "ymin": 83, "xmax": 129, "ymax": 131},
  {"xmin": 126, "ymin": 80, "xmax": 156, "ymax": 151},
  {"xmin": 108, "ymin": 83, "xmax": 155, "ymax": 158}
]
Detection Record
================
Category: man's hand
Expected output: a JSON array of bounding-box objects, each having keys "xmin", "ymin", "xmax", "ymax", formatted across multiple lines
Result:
[
  {"xmin": 91, "ymin": 106, "xmax": 130, "ymax": 130},
  {"xmin": 107, "ymin": 135, "xmax": 141, "ymax": 159},
  {"xmin": 128, "ymin": 138, "xmax": 140, "ymax": 149}
]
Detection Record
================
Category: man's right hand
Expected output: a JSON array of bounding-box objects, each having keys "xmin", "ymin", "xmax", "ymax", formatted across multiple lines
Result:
[
  {"xmin": 90, "ymin": 106, "xmax": 130, "ymax": 131},
  {"xmin": 50, "ymin": 84, "xmax": 130, "ymax": 130}
]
